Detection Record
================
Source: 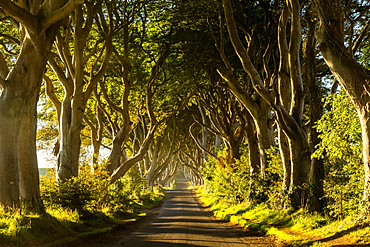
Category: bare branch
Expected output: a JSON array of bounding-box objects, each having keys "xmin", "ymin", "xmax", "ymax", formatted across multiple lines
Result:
[
  {"xmin": 0, "ymin": 0, "xmax": 39, "ymax": 33},
  {"xmin": 86, "ymin": 38, "xmax": 113, "ymax": 96},
  {"xmin": 222, "ymin": 0, "xmax": 265, "ymax": 90},
  {"xmin": 274, "ymin": 104, "xmax": 298, "ymax": 138},
  {"xmin": 189, "ymin": 123, "xmax": 218, "ymax": 160},
  {"xmin": 146, "ymin": 45, "xmax": 171, "ymax": 125},
  {"xmin": 55, "ymin": 32, "xmax": 75, "ymax": 80},
  {"xmin": 47, "ymin": 56, "xmax": 74, "ymax": 96},
  {"xmin": 42, "ymin": 0, "xmax": 84, "ymax": 30},
  {"xmin": 352, "ymin": 20, "xmax": 370, "ymax": 54},
  {"xmin": 217, "ymin": 69, "xmax": 259, "ymax": 117},
  {"xmin": 43, "ymin": 75, "xmax": 61, "ymax": 121},
  {"xmin": 158, "ymin": 86, "xmax": 198, "ymax": 126},
  {"xmin": 192, "ymin": 114, "xmax": 221, "ymax": 137},
  {"xmin": 99, "ymin": 79, "xmax": 124, "ymax": 115}
]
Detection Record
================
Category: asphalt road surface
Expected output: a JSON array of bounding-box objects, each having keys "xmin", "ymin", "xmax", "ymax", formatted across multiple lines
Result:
[{"xmin": 65, "ymin": 179, "xmax": 276, "ymax": 247}]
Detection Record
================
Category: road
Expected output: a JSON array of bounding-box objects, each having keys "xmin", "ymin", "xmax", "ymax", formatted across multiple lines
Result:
[{"xmin": 65, "ymin": 179, "xmax": 276, "ymax": 247}]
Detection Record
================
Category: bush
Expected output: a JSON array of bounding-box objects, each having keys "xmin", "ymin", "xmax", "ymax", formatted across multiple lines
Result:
[
  {"xmin": 40, "ymin": 166, "xmax": 110, "ymax": 216},
  {"xmin": 200, "ymin": 148, "xmax": 284, "ymax": 208},
  {"xmin": 40, "ymin": 165, "xmax": 164, "ymax": 218},
  {"xmin": 314, "ymin": 90, "xmax": 364, "ymax": 218}
]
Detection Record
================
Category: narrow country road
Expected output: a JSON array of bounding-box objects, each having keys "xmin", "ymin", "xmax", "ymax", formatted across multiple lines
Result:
[{"xmin": 64, "ymin": 179, "xmax": 276, "ymax": 247}]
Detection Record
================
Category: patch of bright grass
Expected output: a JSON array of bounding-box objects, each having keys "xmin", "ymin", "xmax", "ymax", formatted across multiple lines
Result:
[
  {"xmin": 267, "ymin": 227, "xmax": 302, "ymax": 241},
  {"xmin": 47, "ymin": 207, "xmax": 81, "ymax": 223},
  {"xmin": 240, "ymin": 203, "xmax": 292, "ymax": 226},
  {"xmin": 291, "ymin": 209, "xmax": 328, "ymax": 231},
  {"xmin": 310, "ymin": 242, "xmax": 331, "ymax": 247},
  {"xmin": 352, "ymin": 225, "xmax": 370, "ymax": 243},
  {"xmin": 197, "ymin": 186, "xmax": 370, "ymax": 246},
  {"xmin": 0, "ymin": 188, "xmax": 165, "ymax": 247},
  {"xmin": 0, "ymin": 206, "xmax": 44, "ymax": 245},
  {"xmin": 0, "ymin": 206, "xmax": 69, "ymax": 246}
]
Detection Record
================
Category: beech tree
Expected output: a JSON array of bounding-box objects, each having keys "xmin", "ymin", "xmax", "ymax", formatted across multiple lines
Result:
[
  {"xmin": 146, "ymin": 118, "xmax": 179, "ymax": 188},
  {"xmin": 47, "ymin": 0, "xmax": 114, "ymax": 181},
  {"xmin": 106, "ymin": 45, "xmax": 195, "ymax": 182},
  {"xmin": 0, "ymin": 0, "xmax": 83, "ymax": 209},
  {"xmin": 215, "ymin": 11, "xmax": 275, "ymax": 177},
  {"xmin": 191, "ymin": 85, "xmax": 246, "ymax": 165},
  {"xmin": 316, "ymin": 0, "xmax": 370, "ymax": 214},
  {"xmin": 302, "ymin": 7, "xmax": 326, "ymax": 213},
  {"xmin": 222, "ymin": 0, "xmax": 313, "ymax": 209}
]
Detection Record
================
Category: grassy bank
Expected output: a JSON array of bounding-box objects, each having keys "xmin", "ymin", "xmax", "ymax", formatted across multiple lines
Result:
[
  {"xmin": 0, "ymin": 192, "xmax": 163, "ymax": 247},
  {"xmin": 1, "ymin": 166, "xmax": 165, "ymax": 247},
  {"xmin": 197, "ymin": 184, "xmax": 370, "ymax": 246}
]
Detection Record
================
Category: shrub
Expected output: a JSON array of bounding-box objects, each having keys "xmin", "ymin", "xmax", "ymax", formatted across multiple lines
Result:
[
  {"xmin": 200, "ymin": 147, "xmax": 284, "ymax": 209},
  {"xmin": 314, "ymin": 90, "xmax": 364, "ymax": 218},
  {"xmin": 40, "ymin": 165, "xmax": 163, "ymax": 219}
]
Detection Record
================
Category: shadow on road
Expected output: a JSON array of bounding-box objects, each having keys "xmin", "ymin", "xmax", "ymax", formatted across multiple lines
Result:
[
  {"xmin": 119, "ymin": 179, "xmax": 274, "ymax": 247},
  {"xmin": 61, "ymin": 179, "xmax": 276, "ymax": 247}
]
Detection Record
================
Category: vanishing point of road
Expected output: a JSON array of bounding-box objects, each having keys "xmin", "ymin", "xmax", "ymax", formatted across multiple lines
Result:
[{"xmin": 65, "ymin": 179, "xmax": 276, "ymax": 247}]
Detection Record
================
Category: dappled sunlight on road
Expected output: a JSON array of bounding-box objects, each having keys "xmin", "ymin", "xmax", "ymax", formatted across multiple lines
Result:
[
  {"xmin": 62, "ymin": 178, "xmax": 276, "ymax": 247},
  {"xmin": 117, "ymin": 178, "xmax": 275, "ymax": 247}
]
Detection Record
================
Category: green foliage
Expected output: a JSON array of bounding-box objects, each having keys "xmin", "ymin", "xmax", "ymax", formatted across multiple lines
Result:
[
  {"xmin": 40, "ymin": 166, "xmax": 110, "ymax": 217},
  {"xmin": 106, "ymin": 167, "xmax": 163, "ymax": 215},
  {"xmin": 0, "ymin": 206, "xmax": 68, "ymax": 246},
  {"xmin": 40, "ymin": 165, "xmax": 164, "ymax": 218},
  {"xmin": 258, "ymin": 146, "xmax": 285, "ymax": 207},
  {"xmin": 0, "ymin": 15, "xmax": 20, "ymax": 65},
  {"xmin": 200, "ymin": 147, "xmax": 284, "ymax": 208},
  {"xmin": 0, "ymin": 165, "xmax": 164, "ymax": 246},
  {"xmin": 360, "ymin": 44, "xmax": 370, "ymax": 69},
  {"xmin": 314, "ymin": 90, "xmax": 362, "ymax": 161},
  {"xmin": 314, "ymin": 90, "xmax": 364, "ymax": 218},
  {"xmin": 199, "ymin": 150, "xmax": 249, "ymax": 205}
]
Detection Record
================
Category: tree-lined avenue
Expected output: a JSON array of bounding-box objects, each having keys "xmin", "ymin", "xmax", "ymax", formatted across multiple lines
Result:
[{"xmin": 65, "ymin": 179, "xmax": 276, "ymax": 247}]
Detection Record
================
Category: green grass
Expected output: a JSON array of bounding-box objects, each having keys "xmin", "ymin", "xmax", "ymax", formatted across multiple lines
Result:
[
  {"xmin": 0, "ymin": 208, "xmax": 152, "ymax": 247},
  {"xmin": 196, "ymin": 185, "xmax": 370, "ymax": 246},
  {"xmin": 0, "ymin": 191, "xmax": 164, "ymax": 247},
  {"xmin": 0, "ymin": 206, "xmax": 74, "ymax": 247}
]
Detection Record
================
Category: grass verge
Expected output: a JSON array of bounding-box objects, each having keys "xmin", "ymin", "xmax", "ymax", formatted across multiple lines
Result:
[
  {"xmin": 0, "ymin": 192, "xmax": 164, "ymax": 247},
  {"xmin": 196, "ymin": 185, "xmax": 370, "ymax": 247}
]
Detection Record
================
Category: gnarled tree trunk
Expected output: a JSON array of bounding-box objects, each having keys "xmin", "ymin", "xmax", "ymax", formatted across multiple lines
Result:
[
  {"xmin": 222, "ymin": 0, "xmax": 312, "ymax": 209},
  {"xmin": 0, "ymin": 0, "xmax": 83, "ymax": 209},
  {"xmin": 316, "ymin": 0, "xmax": 370, "ymax": 214}
]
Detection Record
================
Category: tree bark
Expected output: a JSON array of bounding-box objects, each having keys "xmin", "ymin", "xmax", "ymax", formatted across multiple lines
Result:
[
  {"xmin": 316, "ymin": 0, "xmax": 370, "ymax": 214},
  {"xmin": 277, "ymin": 4, "xmax": 292, "ymax": 195},
  {"xmin": 288, "ymin": 132, "xmax": 311, "ymax": 208},
  {"xmin": 222, "ymin": 0, "xmax": 312, "ymax": 209},
  {"xmin": 18, "ymin": 86, "xmax": 43, "ymax": 212},
  {"xmin": 254, "ymin": 113, "xmax": 274, "ymax": 176},
  {"xmin": 57, "ymin": 96, "xmax": 84, "ymax": 180},
  {"xmin": 0, "ymin": 0, "xmax": 83, "ymax": 208},
  {"xmin": 49, "ymin": 2, "xmax": 112, "ymax": 181},
  {"xmin": 278, "ymin": 128, "xmax": 291, "ymax": 192},
  {"xmin": 303, "ymin": 9, "xmax": 325, "ymax": 213},
  {"xmin": 244, "ymin": 111, "xmax": 260, "ymax": 174},
  {"xmin": 0, "ymin": 99, "xmax": 21, "ymax": 207}
]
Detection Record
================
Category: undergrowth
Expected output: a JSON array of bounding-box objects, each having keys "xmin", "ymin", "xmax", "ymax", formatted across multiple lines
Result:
[{"xmin": 0, "ymin": 166, "xmax": 164, "ymax": 247}]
